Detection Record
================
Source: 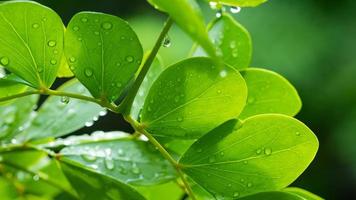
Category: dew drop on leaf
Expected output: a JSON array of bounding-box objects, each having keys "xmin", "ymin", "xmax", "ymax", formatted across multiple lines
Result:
[
  {"xmin": 230, "ymin": 6, "xmax": 241, "ymax": 14},
  {"xmin": 82, "ymin": 154, "xmax": 97, "ymax": 162},
  {"xmin": 0, "ymin": 57, "xmax": 9, "ymax": 66},
  {"xmin": 84, "ymin": 68, "xmax": 93, "ymax": 77},
  {"xmin": 85, "ymin": 121, "xmax": 94, "ymax": 127},
  {"xmin": 32, "ymin": 23, "xmax": 39, "ymax": 29},
  {"xmin": 233, "ymin": 192, "xmax": 240, "ymax": 197},
  {"xmin": 132, "ymin": 166, "xmax": 141, "ymax": 174},
  {"xmin": 99, "ymin": 110, "xmax": 107, "ymax": 116},
  {"xmin": 264, "ymin": 148, "xmax": 272, "ymax": 155},
  {"xmin": 94, "ymin": 31, "xmax": 99, "ymax": 35},
  {"xmin": 162, "ymin": 35, "xmax": 171, "ymax": 47},
  {"xmin": 105, "ymin": 158, "xmax": 115, "ymax": 170},
  {"xmin": 50, "ymin": 59, "xmax": 57, "ymax": 65},
  {"xmin": 125, "ymin": 56, "xmax": 134, "ymax": 63},
  {"xmin": 247, "ymin": 97, "xmax": 255, "ymax": 104},
  {"xmin": 216, "ymin": 10, "xmax": 222, "ymax": 18},
  {"xmin": 73, "ymin": 26, "xmax": 79, "ymax": 31},
  {"xmin": 209, "ymin": 1, "xmax": 218, "ymax": 9},
  {"xmin": 219, "ymin": 70, "xmax": 227, "ymax": 78},
  {"xmin": 247, "ymin": 182, "xmax": 253, "ymax": 187},
  {"xmin": 101, "ymin": 22, "xmax": 113, "ymax": 30},
  {"xmin": 33, "ymin": 175, "xmax": 40, "ymax": 181},
  {"xmin": 296, "ymin": 131, "xmax": 301, "ymax": 136},
  {"xmin": 60, "ymin": 96, "xmax": 70, "ymax": 104},
  {"xmin": 81, "ymin": 17, "xmax": 88, "ymax": 23},
  {"xmin": 47, "ymin": 40, "xmax": 56, "ymax": 47}
]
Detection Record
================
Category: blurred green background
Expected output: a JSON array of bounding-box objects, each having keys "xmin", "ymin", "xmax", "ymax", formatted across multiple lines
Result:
[{"xmin": 34, "ymin": 0, "xmax": 356, "ymax": 199}]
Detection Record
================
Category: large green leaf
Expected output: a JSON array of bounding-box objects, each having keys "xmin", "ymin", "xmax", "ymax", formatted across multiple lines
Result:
[
  {"xmin": 0, "ymin": 94, "xmax": 38, "ymax": 142},
  {"xmin": 65, "ymin": 12, "xmax": 143, "ymax": 102},
  {"xmin": 283, "ymin": 187, "xmax": 324, "ymax": 200},
  {"xmin": 0, "ymin": 1, "xmax": 64, "ymax": 88},
  {"xmin": 135, "ymin": 181, "xmax": 184, "ymax": 200},
  {"xmin": 193, "ymin": 14, "xmax": 252, "ymax": 70},
  {"xmin": 60, "ymin": 138, "xmax": 176, "ymax": 186},
  {"xmin": 179, "ymin": 114, "xmax": 318, "ymax": 198},
  {"xmin": 16, "ymin": 79, "xmax": 104, "ymax": 141},
  {"xmin": 147, "ymin": 0, "xmax": 217, "ymax": 58},
  {"xmin": 141, "ymin": 57, "xmax": 247, "ymax": 139},
  {"xmin": 131, "ymin": 56, "xmax": 165, "ymax": 120},
  {"xmin": 60, "ymin": 160, "xmax": 146, "ymax": 200},
  {"xmin": 239, "ymin": 68, "xmax": 302, "ymax": 119},
  {"xmin": 208, "ymin": 0, "xmax": 268, "ymax": 7}
]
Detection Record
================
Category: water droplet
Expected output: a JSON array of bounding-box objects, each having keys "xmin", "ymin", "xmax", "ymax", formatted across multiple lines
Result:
[
  {"xmin": 197, "ymin": 148, "xmax": 202, "ymax": 153},
  {"xmin": 84, "ymin": 68, "xmax": 93, "ymax": 77},
  {"xmin": 208, "ymin": 156, "xmax": 216, "ymax": 163},
  {"xmin": 247, "ymin": 97, "xmax": 255, "ymax": 104},
  {"xmin": 61, "ymin": 96, "xmax": 70, "ymax": 104},
  {"xmin": 105, "ymin": 158, "xmax": 115, "ymax": 170},
  {"xmin": 177, "ymin": 117, "xmax": 183, "ymax": 122},
  {"xmin": 50, "ymin": 59, "xmax": 57, "ymax": 65},
  {"xmin": 243, "ymin": 161, "xmax": 248, "ymax": 164},
  {"xmin": 162, "ymin": 35, "xmax": 171, "ymax": 47},
  {"xmin": 94, "ymin": 31, "xmax": 100, "ymax": 35},
  {"xmin": 33, "ymin": 175, "xmax": 40, "ymax": 181},
  {"xmin": 47, "ymin": 40, "xmax": 56, "ymax": 47},
  {"xmin": 81, "ymin": 17, "xmax": 88, "ymax": 23},
  {"xmin": 85, "ymin": 121, "xmax": 94, "ymax": 127},
  {"xmin": 53, "ymin": 50, "xmax": 58, "ymax": 54},
  {"xmin": 216, "ymin": 10, "xmax": 222, "ymax": 18},
  {"xmin": 126, "ymin": 56, "xmax": 134, "ymax": 63},
  {"xmin": 69, "ymin": 57, "xmax": 76, "ymax": 63},
  {"xmin": 256, "ymin": 149, "xmax": 262, "ymax": 154},
  {"xmin": 217, "ymin": 90, "xmax": 222, "ymax": 94},
  {"xmin": 132, "ymin": 166, "xmax": 141, "ymax": 174},
  {"xmin": 220, "ymin": 152, "xmax": 224, "ymax": 156},
  {"xmin": 101, "ymin": 22, "xmax": 113, "ymax": 30},
  {"xmin": 82, "ymin": 154, "xmax": 97, "ymax": 162},
  {"xmin": 32, "ymin": 23, "xmax": 39, "ymax": 29},
  {"xmin": 230, "ymin": 41, "xmax": 236, "ymax": 49},
  {"xmin": 73, "ymin": 26, "xmax": 79, "ymax": 31},
  {"xmin": 219, "ymin": 70, "xmax": 227, "ymax": 78},
  {"xmin": 295, "ymin": 131, "xmax": 301, "ymax": 136},
  {"xmin": 209, "ymin": 1, "xmax": 219, "ymax": 9},
  {"xmin": 0, "ymin": 57, "xmax": 9, "ymax": 66},
  {"xmin": 116, "ymin": 62, "xmax": 121, "ymax": 67},
  {"xmin": 264, "ymin": 148, "xmax": 272, "ymax": 156},
  {"xmin": 247, "ymin": 182, "xmax": 252, "ymax": 187},
  {"xmin": 99, "ymin": 110, "xmax": 107, "ymax": 116},
  {"xmin": 117, "ymin": 149, "xmax": 124, "ymax": 156},
  {"xmin": 230, "ymin": 6, "xmax": 241, "ymax": 14},
  {"xmin": 233, "ymin": 192, "xmax": 240, "ymax": 197},
  {"xmin": 78, "ymin": 37, "xmax": 82, "ymax": 41}
]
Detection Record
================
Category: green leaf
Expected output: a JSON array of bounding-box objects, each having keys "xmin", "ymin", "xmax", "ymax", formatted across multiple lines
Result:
[
  {"xmin": 65, "ymin": 12, "xmax": 143, "ymax": 102},
  {"xmin": 57, "ymin": 54, "xmax": 74, "ymax": 78},
  {"xmin": 210, "ymin": 0, "xmax": 268, "ymax": 7},
  {"xmin": 193, "ymin": 14, "xmax": 252, "ymax": 70},
  {"xmin": 147, "ymin": 0, "xmax": 217, "ymax": 58},
  {"xmin": 135, "ymin": 181, "xmax": 184, "ymax": 200},
  {"xmin": 238, "ymin": 191, "xmax": 305, "ymax": 200},
  {"xmin": 60, "ymin": 161, "xmax": 146, "ymax": 200},
  {"xmin": 283, "ymin": 187, "xmax": 324, "ymax": 200},
  {"xmin": 141, "ymin": 57, "xmax": 247, "ymax": 139},
  {"xmin": 239, "ymin": 68, "xmax": 302, "ymax": 119},
  {"xmin": 0, "ymin": 177, "xmax": 18, "ymax": 200},
  {"xmin": 0, "ymin": 94, "xmax": 38, "ymax": 141},
  {"xmin": 131, "ymin": 56, "xmax": 165, "ymax": 120},
  {"xmin": 0, "ymin": 1, "xmax": 64, "ymax": 88},
  {"xmin": 60, "ymin": 137, "xmax": 176, "ymax": 186},
  {"xmin": 0, "ymin": 78, "xmax": 27, "ymax": 105},
  {"xmin": 179, "ymin": 114, "xmax": 318, "ymax": 198},
  {"xmin": 16, "ymin": 79, "xmax": 104, "ymax": 141}
]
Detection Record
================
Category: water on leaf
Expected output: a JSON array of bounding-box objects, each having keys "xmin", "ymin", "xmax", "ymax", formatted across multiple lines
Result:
[
  {"xmin": 162, "ymin": 35, "xmax": 171, "ymax": 47},
  {"xmin": 32, "ymin": 23, "xmax": 39, "ymax": 29},
  {"xmin": 230, "ymin": 6, "xmax": 241, "ymax": 14},
  {"xmin": 125, "ymin": 56, "xmax": 134, "ymax": 63},
  {"xmin": 60, "ymin": 96, "xmax": 70, "ymax": 104},
  {"xmin": 101, "ymin": 22, "xmax": 113, "ymax": 30},
  {"xmin": 84, "ymin": 68, "xmax": 93, "ymax": 77},
  {"xmin": 264, "ymin": 148, "xmax": 272, "ymax": 155},
  {"xmin": 0, "ymin": 57, "xmax": 9, "ymax": 66},
  {"xmin": 73, "ymin": 26, "xmax": 79, "ymax": 31}
]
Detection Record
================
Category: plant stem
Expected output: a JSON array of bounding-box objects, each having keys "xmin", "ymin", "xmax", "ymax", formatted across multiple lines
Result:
[
  {"xmin": 124, "ymin": 116, "xmax": 197, "ymax": 200},
  {"xmin": 44, "ymin": 89, "xmax": 101, "ymax": 105},
  {"xmin": 117, "ymin": 17, "xmax": 173, "ymax": 115},
  {"xmin": 0, "ymin": 90, "xmax": 40, "ymax": 103}
]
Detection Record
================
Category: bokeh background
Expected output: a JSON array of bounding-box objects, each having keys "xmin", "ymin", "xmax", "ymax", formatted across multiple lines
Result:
[{"xmin": 33, "ymin": 0, "xmax": 356, "ymax": 199}]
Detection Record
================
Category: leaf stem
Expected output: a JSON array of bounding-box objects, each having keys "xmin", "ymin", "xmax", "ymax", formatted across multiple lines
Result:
[
  {"xmin": 124, "ymin": 115, "xmax": 196, "ymax": 200},
  {"xmin": 117, "ymin": 17, "xmax": 173, "ymax": 115},
  {"xmin": 0, "ymin": 90, "xmax": 40, "ymax": 102}
]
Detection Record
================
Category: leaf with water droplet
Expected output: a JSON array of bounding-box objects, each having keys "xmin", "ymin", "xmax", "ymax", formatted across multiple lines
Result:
[
  {"xmin": 193, "ymin": 14, "xmax": 252, "ymax": 70},
  {"xmin": 141, "ymin": 57, "xmax": 247, "ymax": 139},
  {"xmin": 0, "ymin": 1, "xmax": 64, "ymax": 88},
  {"xmin": 65, "ymin": 12, "xmax": 143, "ymax": 102},
  {"xmin": 208, "ymin": 0, "xmax": 268, "ymax": 7},
  {"xmin": 15, "ymin": 79, "xmax": 104, "ymax": 141},
  {"xmin": 179, "ymin": 114, "xmax": 318, "ymax": 198},
  {"xmin": 60, "ymin": 137, "xmax": 177, "ymax": 186},
  {"xmin": 60, "ymin": 161, "xmax": 146, "ymax": 200},
  {"xmin": 147, "ymin": 0, "xmax": 217, "ymax": 59},
  {"xmin": 239, "ymin": 68, "xmax": 302, "ymax": 119}
]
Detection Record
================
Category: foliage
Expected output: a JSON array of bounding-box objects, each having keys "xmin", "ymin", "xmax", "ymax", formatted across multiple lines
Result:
[{"xmin": 0, "ymin": 0, "xmax": 322, "ymax": 199}]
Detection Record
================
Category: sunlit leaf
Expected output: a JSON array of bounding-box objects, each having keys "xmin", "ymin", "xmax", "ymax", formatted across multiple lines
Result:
[
  {"xmin": 141, "ymin": 57, "xmax": 247, "ymax": 139},
  {"xmin": 65, "ymin": 12, "xmax": 143, "ymax": 102},
  {"xmin": 135, "ymin": 181, "xmax": 184, "ymax": 200},
  {"xmin": 0, "ymin": 1, "xmax": 64, "ymax": 88},
  {"xmin": 283, "ymin": 187, "xmax": 324, "ymax": 200},
  {"xmin": 180, "ymin": 114, "xmax": 318, "ymax": 198}
]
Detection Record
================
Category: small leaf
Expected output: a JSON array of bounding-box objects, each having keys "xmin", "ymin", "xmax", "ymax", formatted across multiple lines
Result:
[
  {"xmin": 60, "ymin": 160, "xmax": 146, "ymax": 200},
  {"xmin": 16, "ymin": 79, "xmax": 104, "ymax": 141},
  {"xmin": 141, "ymin": 57, "xmax": 247, "ymax": 139},
  {"xmin": 0, "ymin": 1, "xmax": 64, "ymax": 88},
  {"xmin": 0, "ymin": 78, "xmax": 27, "ymax": 105},
  {"xmin": 0, "ymin": 94, "xmax": 38, "ymax": 141},
  {"xmin": 193, "ymin": 14, "xmax": 252, "ymax": 70},
  {"xmin": 239, "ymin": 68, "xmax": 302, "ymax": 119},
  {"xmin": 210, "ymin": 0, "xmax": 268, "ymax": 7},
  {"xmin": 283, "ymin": 187, "xmax": 324, "ymax": 200},
  {"xmin": 60, "ymin": 137, "xmax": 176, "ymax": 186},
  {"xmin": 135, "ymin": 181, "xmax": 184, "ymax": 200},
  {"xmin": 147, "ymin": 0, "xmax": 217, "ymax": 58},
  {"xmin": 65, "ymin": 12, "xmax": 143, "ymax": 102},
  {"xmin": 131, "ymin": 56, "xmax": 165, "ymax": 120},
  {"xmin": 179, "ymin": 114, "xmax": 318, "ymax": 198}
]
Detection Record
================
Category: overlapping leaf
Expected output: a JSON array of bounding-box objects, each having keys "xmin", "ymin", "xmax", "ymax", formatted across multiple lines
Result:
[
  {"xmin": 180, "ymin": 114, "xmax": 318, "ymax": 198},
  {"xmin": 208, "ymin": 0, "xmax": 268, "ymax": 7},
  {"xmin": 0, "ymin": 1, "xmax": 64, "ymax": 88},
  {"xmin": 141, "ymin": 57, "xmax": 247, "ymax": 139},
  {"xmin": 65, "ymin": 12, "xmax": 143, "ymax": 101}
]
